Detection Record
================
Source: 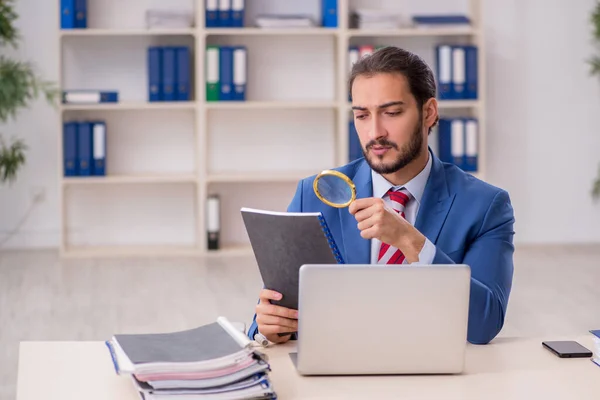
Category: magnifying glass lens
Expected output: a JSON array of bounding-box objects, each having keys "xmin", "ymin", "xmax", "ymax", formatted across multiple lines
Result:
[{"xmin": 316, "ymin": 174, "xmax": 354, "ymax": 206}]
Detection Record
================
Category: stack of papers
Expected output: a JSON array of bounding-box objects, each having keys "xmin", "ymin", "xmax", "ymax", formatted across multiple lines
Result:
[
  {"xmin": 105, "ymin": 317, "xmax": 276, "ymax": 400},
  {"xmin": 592, "ymin": 330, "xmax": 600, "ymax": 367},
  {"xmin": 352, "ymin": 9, "xmax": 403, "ymax": 30},
  {"xmin": 254, "ymin": 14, "xmax": 315, "ymax": 28}
]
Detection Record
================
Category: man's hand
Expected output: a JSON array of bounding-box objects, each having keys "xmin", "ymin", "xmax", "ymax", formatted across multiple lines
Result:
[
  {"xmin": 348, "ymin": 197, "xmax": 426, "ymax": 263},
  {"xmin": 255, "ymin": 289, "xmax": 298, "ymax": 344}
]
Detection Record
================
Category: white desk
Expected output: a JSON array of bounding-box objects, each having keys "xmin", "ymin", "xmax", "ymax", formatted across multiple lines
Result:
[{"xmin": 16, "ymin": 336, "xmax": 600, "ymax": 399}]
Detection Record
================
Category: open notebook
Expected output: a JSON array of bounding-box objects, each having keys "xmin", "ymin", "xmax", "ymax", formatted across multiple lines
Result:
[{"xmin": 241, "ymin": 207, "xmax": 344, "ymax": 310}]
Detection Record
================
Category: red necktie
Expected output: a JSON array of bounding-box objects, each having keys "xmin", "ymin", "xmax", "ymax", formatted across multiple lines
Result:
[{"xmin": 377, "ymin": 188, "xmax": 411, "ymax": 264}]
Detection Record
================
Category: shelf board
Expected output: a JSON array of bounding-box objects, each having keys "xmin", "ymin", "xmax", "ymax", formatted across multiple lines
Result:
[
  {"xmin": 61, "ymin": 245, "xmax": 202, "ymax": 259},
  {"xmin": 205, "ymin": 27, "xmax": 337, "ymax": 36},
  {"xmin": 348, "ymin": 26, "xmax": 477, "ymax": 37},
  {"xmin": 62, "ymin": 174, "xmax": 197, "ymax": 185},
  {"xmin": 60, "ymin": 28, "xmax": 196, "ymax": 37},
  {"xmin": 61, "ymin": 102, "xmax": 197, "ymax": 111},
  {"xmin": 207, "ymin": 171, "xmax": 314, "ymax": 183},
  {"xmin": 205, "ymin": 100, "xmax": 338, "ymax": 110}
]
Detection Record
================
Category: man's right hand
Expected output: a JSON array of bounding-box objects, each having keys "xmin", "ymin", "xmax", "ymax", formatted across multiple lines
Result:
[{"xmin": 255, "ymin": 289, "xmax": 298, "ymax": 344}]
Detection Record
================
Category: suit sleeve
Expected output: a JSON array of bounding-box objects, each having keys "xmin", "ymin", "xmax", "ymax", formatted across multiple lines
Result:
[
  {"xmin": 246, "ymin": 180, "xmax": 304, "ymax": 340},
  {"xmin": 432, "ymin": 190, "xmax": 515, "ymax": 345}
]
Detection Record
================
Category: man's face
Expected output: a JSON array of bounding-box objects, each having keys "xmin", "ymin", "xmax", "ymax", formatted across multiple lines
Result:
[{"xmin": 351, "ymin": 72, "xmax": 426, "ymax": 175}]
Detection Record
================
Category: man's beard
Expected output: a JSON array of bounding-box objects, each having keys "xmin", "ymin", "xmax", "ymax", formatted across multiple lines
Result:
[{"xmin": 362, "ymin": 115, "xmax": 424, "ymax": 175}]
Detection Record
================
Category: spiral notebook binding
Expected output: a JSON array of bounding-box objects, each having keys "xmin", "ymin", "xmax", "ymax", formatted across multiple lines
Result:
[{"xmin": 317, "ymin": 214, "xmax": 345, "ymax": 264}]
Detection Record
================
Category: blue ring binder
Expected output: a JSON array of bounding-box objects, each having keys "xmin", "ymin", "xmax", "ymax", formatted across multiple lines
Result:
[{"xmin": 318, "ymin": 214, "xmax": 345, "ymax": 264}]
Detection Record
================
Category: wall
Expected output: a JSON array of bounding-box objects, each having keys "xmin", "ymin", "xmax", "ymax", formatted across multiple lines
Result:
[
  {"xmin": 1, "ymin": 0, "xmax": 600, "ymax": 249},
  {"xmin": 484, "ymin": 0, "xmax": 600, "ymax": 243},
  {"xmin": 0, "ymin": 0, "xmax": 60, "ymax": 248}
]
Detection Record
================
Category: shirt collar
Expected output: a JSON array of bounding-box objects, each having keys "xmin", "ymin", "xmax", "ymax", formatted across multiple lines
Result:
[{"xmin": 371, "ymin": 152, "xmax": 432, "ymax": 206}]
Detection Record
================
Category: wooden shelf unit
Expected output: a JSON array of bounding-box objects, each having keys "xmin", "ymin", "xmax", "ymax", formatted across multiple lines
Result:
[{"xmin": 58, "ymin": 0, "xmax": 485, "ymax": 258}]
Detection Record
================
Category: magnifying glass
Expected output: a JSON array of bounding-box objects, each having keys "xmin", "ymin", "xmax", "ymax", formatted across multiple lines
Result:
[{"xmin": 313, "ymin": 170, "xmax": 357, "ymax": 208}]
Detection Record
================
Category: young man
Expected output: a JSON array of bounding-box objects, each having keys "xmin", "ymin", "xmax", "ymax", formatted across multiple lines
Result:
[{"xmin": 247, "ymin": 46, "xmax": 515, "ymax": 345}]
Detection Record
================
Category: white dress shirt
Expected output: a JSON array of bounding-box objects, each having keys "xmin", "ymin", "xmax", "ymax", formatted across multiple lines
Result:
[{"xmin": 369, "ymin": 153, "xmax": 437, "ymax": 264}]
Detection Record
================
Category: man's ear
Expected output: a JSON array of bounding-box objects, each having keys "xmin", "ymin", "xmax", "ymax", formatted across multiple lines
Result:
[{"xmin": 423, "ymin": 98, "xmax": 439, "ymax": 130}]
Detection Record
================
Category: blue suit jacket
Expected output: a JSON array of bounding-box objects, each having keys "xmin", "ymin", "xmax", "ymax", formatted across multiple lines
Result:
[{"xmin": 247, "ymin": 151, "xmax": 515, "ymax": 345}]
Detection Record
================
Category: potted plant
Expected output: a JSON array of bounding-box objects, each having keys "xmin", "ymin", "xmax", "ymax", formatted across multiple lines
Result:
[{"xmin": 0, "ymin": 0, "xmax": 58, "ymax": 184}]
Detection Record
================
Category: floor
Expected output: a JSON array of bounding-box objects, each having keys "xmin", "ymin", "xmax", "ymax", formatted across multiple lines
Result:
[{"xmin": 1, "ymin": 245, "xmax": 600, "ymax": 400}]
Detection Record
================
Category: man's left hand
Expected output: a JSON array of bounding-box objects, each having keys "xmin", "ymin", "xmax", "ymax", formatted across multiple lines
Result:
[{"xmin": 348, "ymin": 197, "xmax": 426, "ymax": 263}]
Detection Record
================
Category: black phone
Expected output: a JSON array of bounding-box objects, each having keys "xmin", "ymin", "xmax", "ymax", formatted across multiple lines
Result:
[{"xmin": 542, "ymin": 341, "xmax": 592, "ymax": 358}]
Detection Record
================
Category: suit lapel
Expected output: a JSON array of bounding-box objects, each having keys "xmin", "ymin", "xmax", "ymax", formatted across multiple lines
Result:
[
  {"xmin": 414, "ymin": 152, "xmax": 455, "ymax": 244},
  {"xmin": 339, "ymin": 160, "xmax": 372, "ymax": 264}
]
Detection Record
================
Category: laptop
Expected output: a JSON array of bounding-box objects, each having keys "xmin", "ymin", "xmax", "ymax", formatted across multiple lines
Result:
[{"xmin": 294, "ymin": 264, "xmax": 471, "ymax": 376}]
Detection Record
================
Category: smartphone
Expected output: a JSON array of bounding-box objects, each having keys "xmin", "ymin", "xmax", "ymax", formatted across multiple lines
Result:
[{"xmin": 542, "ymin": 341, "xmax": 592, "ymax": 358}]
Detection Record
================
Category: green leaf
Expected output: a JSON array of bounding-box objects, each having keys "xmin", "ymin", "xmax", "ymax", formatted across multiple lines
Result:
[
  {"xmin": 589, "ymin": 56, "xmax": 600, "ymax": 76},
  {"xmin": 0, "ymin": 56, "xmax": 59, "ymax": 123},
  {"xmin": 0, "ymin": 0, "xmax": 19, "ymax": 48},
  {"xmin": 0, "ymin": 135, "xmax": 27, "ymax": 184}
]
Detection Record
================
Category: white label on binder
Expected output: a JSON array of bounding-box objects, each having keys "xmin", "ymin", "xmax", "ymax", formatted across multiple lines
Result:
[
  {"xmin": 93, "ymin": 123, "xmax": 105, "ymax": 159},
  {"xmin": 453, "ymin": 47, "xmax": 466, "ymax": 85},
  {"xmin": 232, "ymin": 0, "xmax": 244, "ymax": 11},
  {"xmin": 206, "ymin": 48, "xmax": 219, "ymax": 83},
  {"xmin": 65, "ymin": 91, "xmax": 101, "ymax": 103},
  {"xmin": 451, "ymin": 119, "xmax": 465, "ymax": 157},
  {"xmin": 349, "ymin": 48, "xmax": 359, "ymax": 72},
  {"xmin": 207, "ymin": 196, "xmax": 220, "ymax": 232},
  {"xmin": 233, "ymin": 48, "xmax": 246, "ymax": 85},
  {"xmin": 465, "ymin": 120, "xmax": 478, "ymax": 156},
  {"xmin": 219, "ymin": 0, "xmax": 231, "ymax": 11},
  {"xmin": 206, "ymin": 0, "xmax": 218, "ymax": 11},
  {"xmin": 438, "ymin": 46, "xmax": 451, "ymax": 84}
]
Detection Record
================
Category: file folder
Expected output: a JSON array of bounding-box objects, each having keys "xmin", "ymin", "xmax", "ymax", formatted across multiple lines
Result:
[
  {"xmin": 322, "ymin": 0, "xmax": 338, "ymax": 28},
  {"xmin": 348, "ymin": 46, "xmax": 359, "ymax": 72},
  {"xmin": 60, "ymin": 0, "xmax": 75, "ymax": 29},
  {"xmin": 233, "ymin": 46, "xmax": 247, "ymax": 101},
  {"xmin": 437, "ymin": 118, "xmax": 452, "ymax": 165},
  {"xmin": 63, "ymin": 122, "xmax": 78, "ymax": 176},
  {"xmin": 176, "ymin": 47, "xmax": 191, "ymax": 101},
  {"xmin": 464, "ymin": 118, "xmax": 478, "ymax": 171},
  {"xmin": 231, "ymin": 0, "xmax": 244, "ymax": 27},
  {"xmin": 92, "ymin": 121, "xmax": 106, "ymax": 176},
  {"xmin": 205, "ymin": 0, "xmax": 219, "ymax": 28},
  {"xmin": 218, "ymin": 0, "xmax": 232, "ymax": 27},
  {"xmin": 436, "ymin": 45, "xmax": 452, "ymax": 100},
  {"xmin": 206, "ymin": 195, "xmax": 221, "ymax": 250},
  {"xmin": 77, "ymin": 122, "xmax": 93, "ymax": 176},
  {"xmin": 465, "ymin": 45, "xmax": 478, "ymax": 99},
  {"xmin": 348, "ymin": 120, "xmax": 362, "ymax": 161},
  {"xmin": 206, "ymin": 46, "xmax": 220, "ymax": 101},
  {"xmin": 162, "ymin": 47, "xmax": 177, "ymax": 101},
  {"xmin": 348, "ymin": 46, "xmax": 359, "ymax": 101},
  {"xmin": 74, "ymin": 0, "xmax": 87, "ymax": 28},
  {"xmin": 148, "ymin": 47, "xmax": 163, "ymax": 102},
  {"xmin": 359, "ymin": 45, "xmax": 374, "ymax": 59},
  {"xmin": 219, "ymin": 46, "xmax": 234, "ymax": 101},
  {"xmin": 450, "ymin": 119, "xmax": 465, "ymax": 168},
  {"xmin": 452, "ymin": 46, "xmax": 466, "ymax": 99},
  {"xmin": 62, "ymin": 90, "xmax": 118, "ymax": 104}
]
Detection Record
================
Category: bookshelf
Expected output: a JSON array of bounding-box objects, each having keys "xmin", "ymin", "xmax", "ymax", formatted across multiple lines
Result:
[{"xmin": 58, "ymin": 0, "xmax": 485, "ymax": 258}]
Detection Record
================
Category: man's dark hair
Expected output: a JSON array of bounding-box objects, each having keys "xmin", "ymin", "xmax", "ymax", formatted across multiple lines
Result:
[{"xmin": 349, "ymin": 46, "xmax": 439, "ymax": 131}]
